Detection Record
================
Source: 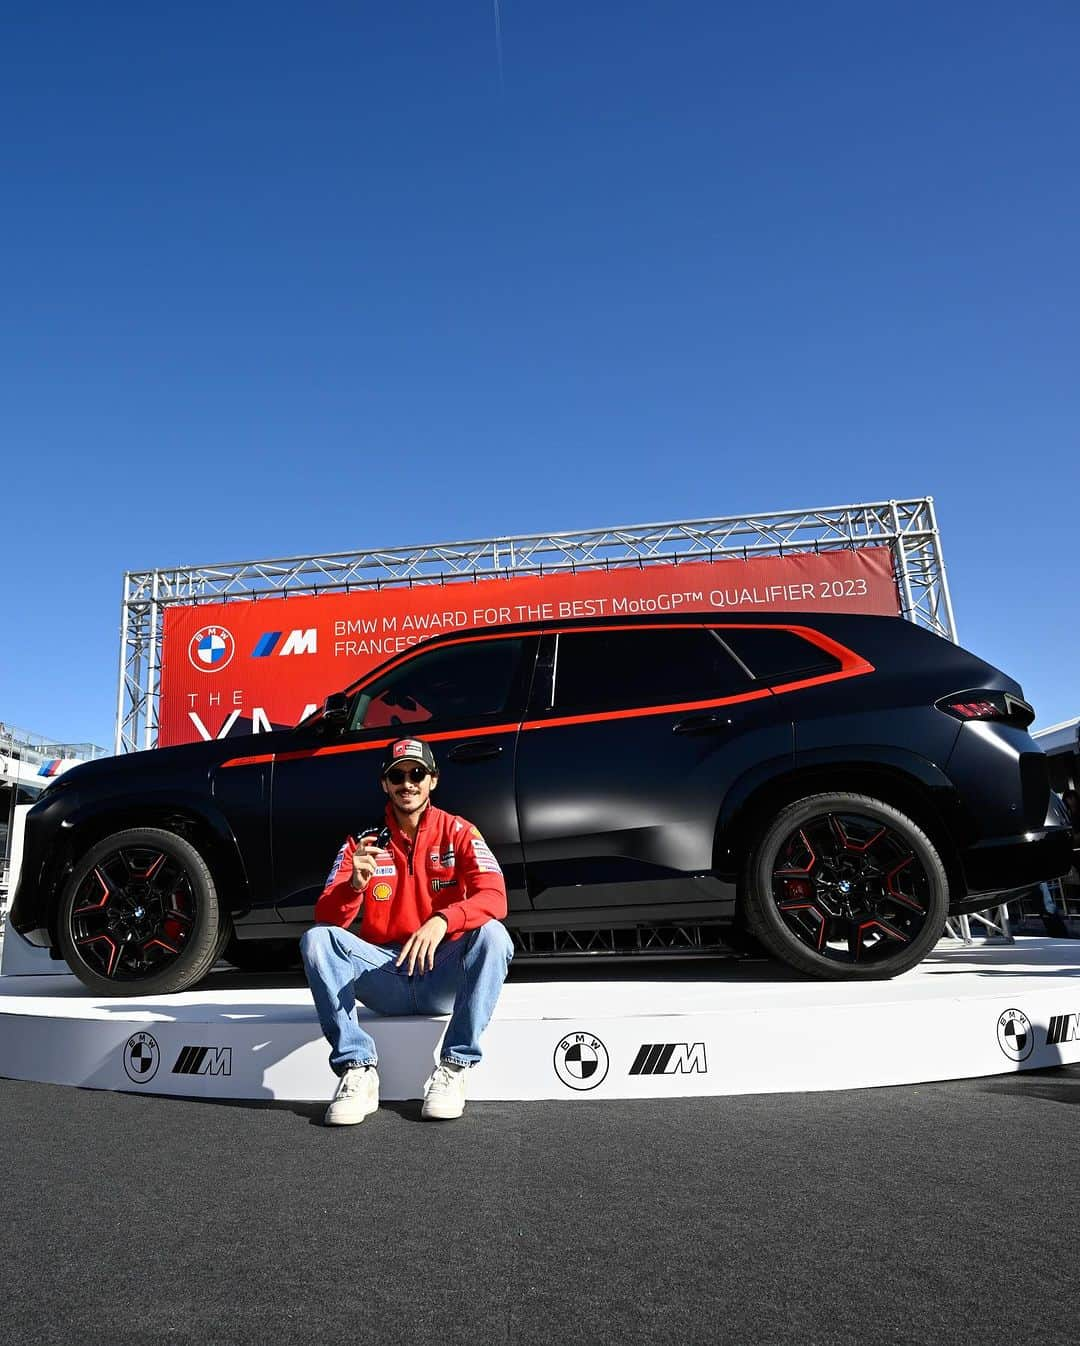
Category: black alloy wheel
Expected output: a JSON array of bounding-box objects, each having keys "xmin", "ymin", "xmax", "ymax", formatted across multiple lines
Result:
[
  {"xmin": 58, "ymin": 828, "xmax": 223, "ymax": 996},
  {"xmin": 742, "ymin": 793, "xmax": 949, "ymax": 980}
]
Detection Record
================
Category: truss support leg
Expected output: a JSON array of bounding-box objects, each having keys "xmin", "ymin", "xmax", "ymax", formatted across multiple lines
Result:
[{"xmin": 944, "ymin": 914, "xmax": 974, "ymax": 946}]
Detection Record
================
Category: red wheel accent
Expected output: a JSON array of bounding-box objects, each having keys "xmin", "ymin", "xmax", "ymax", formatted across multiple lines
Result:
[
  {"xmin": 77, "ymin": 934, "xmax": 119, "ymax": 977},
  {"xmin": 885, "ymin": 857, "xmax": 924, "ymax": 912},
  {"xmin": 74, "ymin": 867, "xmax": 112, "ymax": 915},
  {"xmin": 130, "ymin": 853, "xmax": 166, "ymax": 880},
  {"xmin": 143, "ymin": 938, "xmax": 180, "ymax": 957},
  {"xmin": 775, "ymin": 829, "xmax": 817, "ymax": 876},
  {"xmin": 854, "ymin": 918, "xmax": 908, "ymax": 957},
  {"xmin": 776, "ymin": 901, "xmax": 828, "ymax": 950},
  {"xmin": 829, "ymin": 815, "xmax": 886, "ymax": 852}
]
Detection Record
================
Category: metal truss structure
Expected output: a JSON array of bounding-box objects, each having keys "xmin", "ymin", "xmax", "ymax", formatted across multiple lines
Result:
[
  {"xmin": 511, "ymin": 922, "xmax": 738, "ymax": 960},
  {"xmin": 117, "ymin": 497, "xmax": 956, "ymax": 754}
]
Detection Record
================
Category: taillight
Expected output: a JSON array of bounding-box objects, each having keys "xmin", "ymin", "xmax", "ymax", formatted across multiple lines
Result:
[
  {"xmin": 947, "ymin": 699, "xmax": 1000, "ymax": 719},
  {"xmin": 936, "ymin": 690, "xmax": 1035, "ymax": 729}
]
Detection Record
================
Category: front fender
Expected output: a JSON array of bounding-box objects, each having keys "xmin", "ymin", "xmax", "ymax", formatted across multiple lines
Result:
[
  {"xmin": 61, "ymin": 788, "xmax": 243, "ymax": 849},
  {"xmin": 26, "ymin": 789, "xmax": 251, "ymax": 941}
]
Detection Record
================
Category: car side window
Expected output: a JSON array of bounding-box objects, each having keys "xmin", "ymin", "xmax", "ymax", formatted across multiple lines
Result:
[
  {"xmin": 551, "ymin": 628, "xmax": 750, "ymax": 714},
  {"xmin": 350, "ymin": 637, "xmax": 527, "ymax": 730},
  {"xmin": 718, "ymin": 628, "xmax": 841, "ymax": 684}
]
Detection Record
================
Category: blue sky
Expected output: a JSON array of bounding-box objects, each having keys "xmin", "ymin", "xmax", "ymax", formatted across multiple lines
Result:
[{"xmin": 2, "ymin": 1, "xmax": 1078, "ymax": 748}]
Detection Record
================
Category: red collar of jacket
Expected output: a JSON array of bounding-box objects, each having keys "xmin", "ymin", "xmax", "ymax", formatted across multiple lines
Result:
[{"xmin": 384, "ymin": 800, "xmax": 443, "ymax": 851}]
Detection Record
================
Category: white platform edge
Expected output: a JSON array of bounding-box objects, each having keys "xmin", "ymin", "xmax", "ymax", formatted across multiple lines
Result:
[{"xmin": 1, "ymin": 940, "xmax": 1079, "ymax": 1102}]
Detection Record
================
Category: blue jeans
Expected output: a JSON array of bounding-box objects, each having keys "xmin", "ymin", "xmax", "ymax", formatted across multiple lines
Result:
[{"xmin": 299, "ymin": 921, "xmax": 514, "ymax": 1074}]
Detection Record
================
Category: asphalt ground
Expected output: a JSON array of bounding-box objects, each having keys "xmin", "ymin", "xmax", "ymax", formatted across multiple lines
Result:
[{"xmin": 1, "ymin": 1064, "xmax": 1077, "ymax": 1346}]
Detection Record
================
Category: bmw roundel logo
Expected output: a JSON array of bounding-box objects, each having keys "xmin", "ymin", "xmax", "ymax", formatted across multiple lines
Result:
[
  {"xmin": 123, "ymin": 1031, "xmax": 161, "ymax": 1083},
  {"xmin": 188, "ymin": 625, "xmax": 235, "ymax": 673},
  {"xmin": 554, "ymin": 1032, "xmax": 610, "ymax": 1091},
  {"xmin": 996, "ymin": 1008, "xmax": 1034, "ymax": 1062}
]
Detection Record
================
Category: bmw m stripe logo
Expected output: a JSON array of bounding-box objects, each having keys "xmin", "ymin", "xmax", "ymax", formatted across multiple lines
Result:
[
  {"xmin": 172, "ymin": 1046, "xmax": 232, "ymax": 1076},
  {"xmin": 629, "ymin": 1042, "xmax": 707, "ymax": 1075},
  {"xmin": 252, "ymin": 632, "xmax": 282, "ymax": 658},
  {"xmin": 252, "ymin": 629, "xmax": 318, "ymax": 657}
]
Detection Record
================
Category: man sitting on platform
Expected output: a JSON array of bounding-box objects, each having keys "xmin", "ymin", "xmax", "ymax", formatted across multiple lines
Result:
[{"xmin": 300, "ymin": 737, "xmax": 514, "ymax": 1125}]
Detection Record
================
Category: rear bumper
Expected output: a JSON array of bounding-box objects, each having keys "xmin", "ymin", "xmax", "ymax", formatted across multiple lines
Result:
[{"xmin": 956, "ymin": 822, "xmax": 1074, "ymax": 905}]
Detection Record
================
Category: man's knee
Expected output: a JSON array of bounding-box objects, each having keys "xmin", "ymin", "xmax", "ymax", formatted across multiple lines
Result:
[
  {"xmin": 472, "ymin": 920, "xmax": 514, "ymax": 962},
  {"xmin": 300, "ymin": 924, "xmax": 337, "ymax": 965}
]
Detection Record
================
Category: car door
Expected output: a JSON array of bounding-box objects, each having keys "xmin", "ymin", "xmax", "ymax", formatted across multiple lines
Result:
[
  {"xmin": 514, "ymin": 623, "xmax": 794, "ymax": 910},
  {"xmin": 270, "ymin": 632, "xmax": 538, "ymax": 923}
]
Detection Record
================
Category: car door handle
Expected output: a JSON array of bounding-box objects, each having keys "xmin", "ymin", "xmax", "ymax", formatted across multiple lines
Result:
[
  {"xmin": 447, "ymin": 741, "xmax": 504, "ymax": 763},
  {"xmin": 673, "ymin": 713, "xmax": 731, "ymax": 735}
]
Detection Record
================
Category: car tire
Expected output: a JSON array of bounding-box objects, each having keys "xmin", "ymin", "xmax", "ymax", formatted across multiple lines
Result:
[
  {"xmin": 210, "ymin": 913, "xmax": 233, "ymax": 966},
  {"xmin": 222, "ymin": 936, "xmax": 301, "ymax": 974},
  {"xmin": 58, "ymin": 827, "xmax": 223, "ymax": 996},
  {"xmin": 742, "ymin": 792, "xmax": 949, "ymax": 980}
]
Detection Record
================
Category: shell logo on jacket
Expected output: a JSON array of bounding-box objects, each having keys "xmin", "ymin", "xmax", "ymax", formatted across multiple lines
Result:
[{"xmin": 313, "ymin": 803, "xmax": 508, "ymax": 947}]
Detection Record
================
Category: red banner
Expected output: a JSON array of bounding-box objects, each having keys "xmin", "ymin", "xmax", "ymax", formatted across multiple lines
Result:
[{"xmin": 158, "ymin": 548, "xmax": 899, "ymax": 745}]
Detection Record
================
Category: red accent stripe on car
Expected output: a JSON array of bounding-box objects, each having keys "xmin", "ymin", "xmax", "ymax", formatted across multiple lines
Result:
[
  {"xmin": 221, "ymin": 722, "xmax": 522, "ymax": 769},
  {"xmin": 521, "ymin": 686, "xmax": 775, "ymax": 732}
]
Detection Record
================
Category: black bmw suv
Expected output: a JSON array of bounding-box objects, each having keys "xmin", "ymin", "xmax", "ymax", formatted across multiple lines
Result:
[{"xmin": 11, "ymin": 611, "xmax": 1073, "ymax": 994}]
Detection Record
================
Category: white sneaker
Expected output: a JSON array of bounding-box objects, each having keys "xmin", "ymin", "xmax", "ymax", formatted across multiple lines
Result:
[
  {"xmin": 324, "ymin": 1064, "xmax": 379, "ymax": 1125},
  {"xmin": 421, "ymin": 1061, "xmax": 468, "ymax": 1120}
]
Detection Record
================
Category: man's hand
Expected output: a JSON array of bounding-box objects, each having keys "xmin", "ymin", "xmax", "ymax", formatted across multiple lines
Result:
[
  {"xmin": 396, "ymin": 914, "xmax": 448, "ymax": 975},
  {"xmin": 351, "ymin": 837, "xmax": 382, "ymax": 891}
]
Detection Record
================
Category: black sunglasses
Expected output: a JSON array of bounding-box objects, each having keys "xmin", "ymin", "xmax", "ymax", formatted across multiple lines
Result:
[{"xmin": 384, "ymin": 766, "xmax": 431, "ymax": 785}]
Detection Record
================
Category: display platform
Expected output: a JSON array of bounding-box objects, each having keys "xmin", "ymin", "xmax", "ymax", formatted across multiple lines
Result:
[{"xmin": 1, "ymin": 939, "xmax": 1079, "ymax": 1103}]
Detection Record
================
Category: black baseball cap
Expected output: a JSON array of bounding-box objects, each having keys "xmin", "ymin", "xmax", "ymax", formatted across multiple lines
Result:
[{"xmin": 381, "ymin": 738, "xmax": 438, "ymax": 776}]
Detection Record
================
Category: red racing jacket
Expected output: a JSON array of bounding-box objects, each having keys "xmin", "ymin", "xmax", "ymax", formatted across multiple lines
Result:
[{"xmin": 314, "ymin": 803, "xmax": 508, "ymax": 946}]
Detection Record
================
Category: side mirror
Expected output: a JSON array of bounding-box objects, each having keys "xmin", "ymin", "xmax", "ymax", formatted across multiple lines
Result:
[{"xmin": 321, "ymin": 692, "xmax": 351, "ymax": 730}]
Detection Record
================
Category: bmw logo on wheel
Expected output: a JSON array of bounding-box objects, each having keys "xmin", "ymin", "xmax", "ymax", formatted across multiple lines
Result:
[
  {"xmin": 187, "ymin": 625, "xmax": 236, "ymax": 673},
  {"xmin": 996, "ymin": 1008, "xmax": 1034, "ymax": 1062},
  {"xmin": 554, "ymin": 1032, "xmax": 610, "ymax": 1091},
  {"xmin": 123, "ymin": 1031, "xmax": 161, "ymax": 1083}
]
